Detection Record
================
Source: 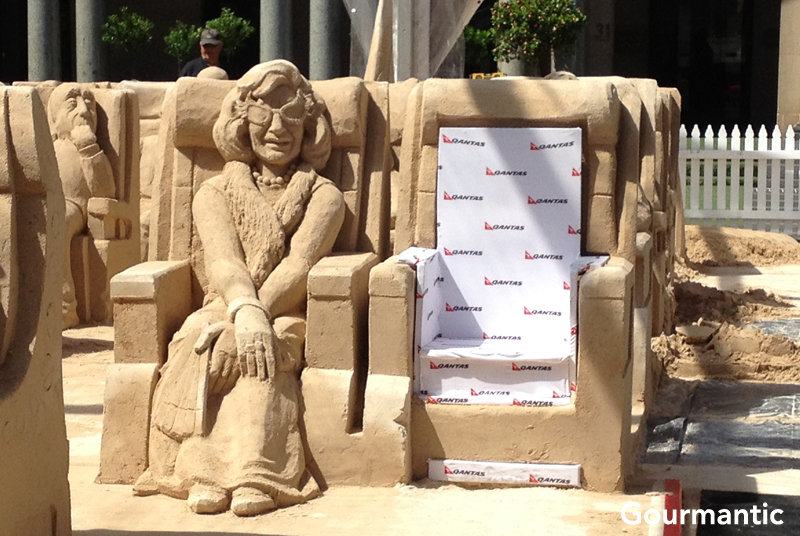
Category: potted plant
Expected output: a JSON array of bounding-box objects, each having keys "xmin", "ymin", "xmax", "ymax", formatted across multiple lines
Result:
[
  {"xmin": 102, "ymin": 7, "xmax": 154, "ymax": 79},
  {"xmin": 164, "ymin": 8, "xmax": 255, "ymax": 76},
  {"xmin": 164, "ymin": 21, "xmax": 202, "ymax": 72},
  {"xmin": 490, "ymin": 0, "xmax": 586, "ymax": 76},
  {"xmin": 205, "ymin": 7, "xmax": 255, "ymax": 64}
]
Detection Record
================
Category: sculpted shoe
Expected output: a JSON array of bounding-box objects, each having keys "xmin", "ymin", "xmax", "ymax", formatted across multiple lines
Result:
[
  {"xmin": 230, "ymin": 487, "xmax": 276, "ymax": 517},
  {"xmin": 131, "ymin": 470, "xmax": 158, "ymax": 497},
  {"xmin": 187, "ymin": 484, "xmax": 230, "ymax": 514}
]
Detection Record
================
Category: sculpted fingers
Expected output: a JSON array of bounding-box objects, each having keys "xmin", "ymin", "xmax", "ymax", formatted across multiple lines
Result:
[
  {"xmin": 236, "ymin": 335, "xmax": 248, "ymax": 376},
  {"xmin": 245, "ymin": 343, "xmax": 257, "ymax": 378},
  {"xmin": 221, "ymin": 352, "xmax": 239, "ymax": 392},
  {"xmin": 194, "ymin": 322, "xmax": 226, "ymax": 354},
  {"xmin": 209, "ymin": 350, "xmax": 225, "ymax": 383},
  {"xmin": 255, "ymin": 339, "xmax": 267, "ymax": 382},
  {"xmin": 265, "ymin": 333, "xmax": 277, "ymax": 382}
]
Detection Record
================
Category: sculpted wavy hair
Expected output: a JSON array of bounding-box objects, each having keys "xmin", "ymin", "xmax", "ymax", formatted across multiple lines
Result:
[{"xmin": 212, "ymin": 60, "xmax": 332, "ymax": 171}]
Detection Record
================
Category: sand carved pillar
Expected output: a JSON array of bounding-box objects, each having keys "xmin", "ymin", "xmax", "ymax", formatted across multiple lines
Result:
[{"xmin": 0, "ymin": 85, "xmax": 71, "ymax": 536}]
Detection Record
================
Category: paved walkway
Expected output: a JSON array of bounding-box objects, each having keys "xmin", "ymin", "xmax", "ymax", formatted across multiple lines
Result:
[{"xmin": 64, "ymin": 326, "xmax": 652, "ymax": 536}]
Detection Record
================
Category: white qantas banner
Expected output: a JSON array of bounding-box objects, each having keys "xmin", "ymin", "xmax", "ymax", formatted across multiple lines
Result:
[
  {"xmin": 420, "ymin": 338, "xmax": 572, "ymax": 403},
  {"xmin": 436, "ymin": 127, "xmax": 582, "ymax": 349},
  {"xmin": 399, "ymin": 247, "xmax": 444, "ymax": 395},
  {"xmin": 398, "ymin": 127, "xmax": 611, "ymax": 406},
  {"xmin": 428, "ymin": 459, "xmax": 581, "ymax": 488}
]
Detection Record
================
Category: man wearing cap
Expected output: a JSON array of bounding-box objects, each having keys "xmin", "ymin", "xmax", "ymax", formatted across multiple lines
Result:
[{"xmin": 180, "ymin": 28, "xmax": 227, "ymax": 78}]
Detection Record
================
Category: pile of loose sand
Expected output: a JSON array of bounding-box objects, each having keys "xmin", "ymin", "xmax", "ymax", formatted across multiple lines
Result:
[
  {"xmin": 654, "ymin": 225, "xmax": 800, "ymax": 383},
  {"xmin": 685, "ymin": 225, "xmax": 800, "ymax": 267},
  {"xmin": 655, "ymin": 322, "xmax": 800, "ymax": 383},
  {"xmin": 673, "ymin": 257, "xmax": 702, "ymax": 283},
  {"xmin": 673, "ymin": 281, "xmax": 796, "ymax": 325}
]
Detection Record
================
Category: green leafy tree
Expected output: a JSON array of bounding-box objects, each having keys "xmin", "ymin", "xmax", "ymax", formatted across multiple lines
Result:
[
  {"xmin": 102, "ymin": 7, "xmax": 154, "ymax": 54},
  {"xmin": 490, "ymin": 0, "xmax": 586, "ymax": 75},
  {"xmin": 464, "ymin": 26, "xmax": 493, "ymax": 75},
  {"xmin": 205, "ymin": 7, "xmax": 256, "ymax": 62},
  {"xmin": 164, "ymin": 21, "xmax": 202, "ymax": 67}
]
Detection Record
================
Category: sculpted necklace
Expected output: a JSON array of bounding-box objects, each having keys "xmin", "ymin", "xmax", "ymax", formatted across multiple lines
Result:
[{"xmin": 253, "ymin": 162, "xmax": 297, "ymax": 187}]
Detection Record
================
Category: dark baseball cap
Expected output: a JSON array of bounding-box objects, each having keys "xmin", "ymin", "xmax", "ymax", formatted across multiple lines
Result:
[{"xmin": 200, "ymin": 28, "xmax": 222, "ymax": 46}]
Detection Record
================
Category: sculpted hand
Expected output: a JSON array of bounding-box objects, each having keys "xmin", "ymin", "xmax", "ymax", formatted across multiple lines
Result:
[
  {"xmin": 234, "ymin": 305, "xmax": 277, "ymax": 381},
  {"xmin": 70, "ymin": 124, "xmax": 97, "ymax": 151},
  {"xmin": 194, "ymin": 322, "xmax": 240, "ymax": 394}
]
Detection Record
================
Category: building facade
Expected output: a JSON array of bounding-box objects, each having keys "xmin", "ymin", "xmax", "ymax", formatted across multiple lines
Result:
[{"xmin": 0, "ymin": 0, "xmax": 793, "ymax": 131}]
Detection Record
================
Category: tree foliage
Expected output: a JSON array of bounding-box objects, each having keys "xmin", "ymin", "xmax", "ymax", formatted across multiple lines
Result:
[
  {"xmin": 164, "ymin": 8, "xmax": 255, "ymax": 65},
  {"xmin": 164, "ymin": 21, "xmax": 202, "ymax": 65},
  {"xmin": 464, "ymin": 26, "xmax": 493, "ymax": 73},
  {"xmin": 490, "ymin": 0, "xmax": 586, "ymax": 71},
  {"xmin": 205, "ymin": 8, "xmax": 256, "ymax": 61},
  {"xmin": 102, "ymin": 7, "xmax": 154, "ymax": 53}
]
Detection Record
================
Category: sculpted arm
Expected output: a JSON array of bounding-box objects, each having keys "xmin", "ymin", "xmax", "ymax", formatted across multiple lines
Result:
[
  {"xmin": 72, "ymin": 126, "xmax": 116, "ymax": 199},
  {"xmin": 258, "ymin": 182, "xmax": 345, "ymax": 317},
  {"xmin": 193, "ymin": 184, "xmax": 258, "ymax": 304}
]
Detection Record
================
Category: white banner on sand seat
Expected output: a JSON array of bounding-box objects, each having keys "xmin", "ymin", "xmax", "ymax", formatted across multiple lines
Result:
[
  {"xmin": 399, "ymin": 127, "xmax": 611, "ymax": 406},
  {"xmin": 419, "ymin": 339, "xmax": 572, "ymax": 403},
  {"xmin": 428, "ymin": 459, "xmax": 582, "ymax": 488},
  {"xmin": 435, "ymin": 127, "xmax": 583, "ymax": 347},
  {"xmin": 407, "ymin": 256, "xmax": 608, "ymax": 404}
]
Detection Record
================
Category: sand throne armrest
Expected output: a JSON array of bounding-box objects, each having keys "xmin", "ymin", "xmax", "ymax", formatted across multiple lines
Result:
[
  {"xmin": 306, "ymin": 253, "xmax": 379, "ymax": 370},
  {"xmin": 110, "ymin": 260, "xmax": 193, "ymax": 365},
  {"xmin": 87, "ymin": 197, "xmax": 133, "ymax": 240}
]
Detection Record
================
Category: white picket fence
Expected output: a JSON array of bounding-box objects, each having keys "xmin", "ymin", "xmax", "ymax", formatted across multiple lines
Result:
[{"xmin": 680, "ymin": 124, "xmax": 800, "ymax": 237}]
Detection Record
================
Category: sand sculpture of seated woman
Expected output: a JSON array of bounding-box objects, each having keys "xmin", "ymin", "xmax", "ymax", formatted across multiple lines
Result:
[{"xmin": 134, "ymin": 60, "xmax": 345, "ymax": 517}]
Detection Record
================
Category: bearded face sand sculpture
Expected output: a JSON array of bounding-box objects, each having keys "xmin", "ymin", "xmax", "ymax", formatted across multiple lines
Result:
[
  {"xmin": 48, "ymin": 84, "xmax": 116, "ymax": 328},
  {"xmin": 133, "ymin": 61, "xmax": 345, "ymax": 516}
]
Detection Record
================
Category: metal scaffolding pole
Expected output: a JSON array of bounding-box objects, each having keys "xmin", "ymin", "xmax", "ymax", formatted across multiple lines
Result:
[
  {"xmin": 309, "ymin": 0, "xmax": 344, "ymax": 80},
  {"xmin": 261, "ymin": 0, "xmax": 292, "ymax": 62},
  {"xmin": 27, "ymin": 0, "xmax": 61, "ymax": 81},
  {"xmin": 76, "ymin": 0, "xmax": 107, "ymax": 82}
]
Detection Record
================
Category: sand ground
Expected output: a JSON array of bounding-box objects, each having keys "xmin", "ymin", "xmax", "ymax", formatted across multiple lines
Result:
[
  {"xmin": 66, "ymin": 226, "xmax": 800, "ymax": 535},
  {"xmin": 63, "ymin": 326, "xmax": 652, "ymax": 536}
]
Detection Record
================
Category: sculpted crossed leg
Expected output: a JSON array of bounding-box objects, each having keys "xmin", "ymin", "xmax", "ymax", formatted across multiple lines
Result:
[{"xmin": 63, "ymin": 201, "xmax": 86, "ymax": 328}]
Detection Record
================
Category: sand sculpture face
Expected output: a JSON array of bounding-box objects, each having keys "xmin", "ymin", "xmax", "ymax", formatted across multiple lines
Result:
[
  {"xmin": 51, "ymin": 85, "xmax": 98, "ymax": 139},
  {"xmin": 135, "ymin": 61, "xmax": 344, "ymax": 517},
  {"xmin": 213, "ymin": 61, "xmax": 330, "ymax": 171},
  {"xmin": 247, "ymin": 84, "xmax": 306, "ymax": 166}
]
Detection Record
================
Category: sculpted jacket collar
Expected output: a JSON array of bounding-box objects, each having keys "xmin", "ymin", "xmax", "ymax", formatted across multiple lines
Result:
[{"xmin": 220, "ymin": 160, "xmax": 319, "ymax": 289}]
